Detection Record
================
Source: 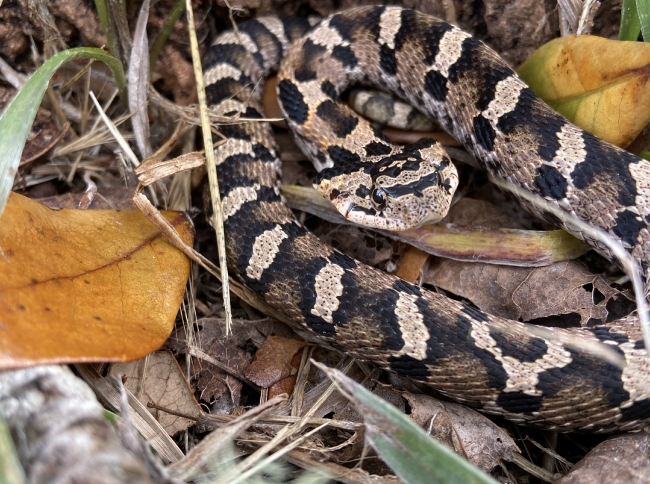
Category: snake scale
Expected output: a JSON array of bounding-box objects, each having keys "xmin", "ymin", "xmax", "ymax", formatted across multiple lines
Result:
[{"xmin": 204, "ymin": 5, "xmax": 650, "ymax": 432}]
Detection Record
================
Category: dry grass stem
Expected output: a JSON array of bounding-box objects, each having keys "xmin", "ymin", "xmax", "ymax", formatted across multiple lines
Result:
[
  {"xmin": 184, "ymin": 0, "xmax": 233, "ymax": 334},
  {"xmin": 168, "ymin": 394, "xmax": 288, "ymax": 481},
  {"xmin": 88, "ymin": 91, "xmax": 139, "ymax": 167},
  {"xmin": 75, "ymin": 364, "xmax": 185, "ymax": 463}
]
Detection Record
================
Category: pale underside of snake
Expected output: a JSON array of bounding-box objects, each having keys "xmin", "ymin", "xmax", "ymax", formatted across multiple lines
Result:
[{"xmin": 204, "ymin": 5, "xmax": 650, "ymax": 432}]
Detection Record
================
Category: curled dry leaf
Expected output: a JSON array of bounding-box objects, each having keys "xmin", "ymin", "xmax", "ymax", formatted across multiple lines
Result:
[
  {"xmin": 166, "ymin": 318, "xmax": 294, "ymax": 406},
  {"xmin": 556, "ymin": 432, "xmax": 650, "ymax": 484},
  {"xmin": 284, "ymin": 187, "xmax": 588, "ymax": 267},
  {"xmin": 0, "ymin": 193, "xmax": 193, "ymax": 368},
  {"xmin": 402, "ymin": 392, "xmax": 518, "ymax": 472},
  {"xmin": 109, "ymin": 351, "xmax": 202, "ymax": 436},
  {"xmin": 518, "ymin": 35, "xmax": 650, "ymax": 147},
  {"xmin": 244, "ymin": 335, "xmax": 308, "ymax": 393},
  {"xmin": 183, "ymin": 318, "xmax": 251, "ymax": 406}
]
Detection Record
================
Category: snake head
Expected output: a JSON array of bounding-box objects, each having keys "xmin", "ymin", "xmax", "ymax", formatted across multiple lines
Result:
[{"xmin": 314, "ymin": 139, "xmax": 459, "ymax": 230}]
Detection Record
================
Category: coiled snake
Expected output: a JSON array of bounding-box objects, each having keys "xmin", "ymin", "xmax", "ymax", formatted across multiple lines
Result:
[{"xmin": 204, "ymin": 6, "xmax": 650, "ymax": 432}]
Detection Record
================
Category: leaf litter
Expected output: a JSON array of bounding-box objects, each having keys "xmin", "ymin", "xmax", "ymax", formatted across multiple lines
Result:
[{"xmin": 3, "ymin": 1, "xmax": 650, "ymax": 483}]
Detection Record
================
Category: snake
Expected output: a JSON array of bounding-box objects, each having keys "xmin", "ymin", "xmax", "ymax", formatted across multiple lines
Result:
[{"xmin": 204, "ymin": 5, "xmax": 650, "ymax": 432}]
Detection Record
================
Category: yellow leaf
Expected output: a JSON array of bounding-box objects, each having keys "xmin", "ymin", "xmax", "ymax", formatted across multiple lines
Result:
[
  {"xmin": 518, "ymin": 35, "xmax": 650, "ymax": 148},
  {"xmin": 0, "ymin": 193, "xmax": 193, "ymax": 368}
]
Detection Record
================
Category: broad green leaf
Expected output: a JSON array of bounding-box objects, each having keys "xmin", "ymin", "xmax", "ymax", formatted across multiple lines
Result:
[
  {"xmin": 0, "ymin": 48, "xmax": 125, "ymax": 217},
  {"xmin": 150, "ymin": 0, "xmax": 186, "ymax": 72},
  {"xmin": 519, "ymin": 35, "xmax": 650, "ymax": 147}
]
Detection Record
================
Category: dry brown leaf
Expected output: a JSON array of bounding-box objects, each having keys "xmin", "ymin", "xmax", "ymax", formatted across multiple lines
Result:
[
  {"xmin": 166, "ymin": 318, "xmax": 294, "ymax": 406},
  {"xmin": 425, "ymin": 259, "xmax": 633, "ymax": 325},
  {"xmin": 110, "ymin": 351, "xmax": 201, "ymax": 436},
  {"xmin": 189, "ymin": 319, "xmax": 251, "ymax": 405},
  {"xmin": 556, "ymin": 432, "xmax": 650, "ymax": 484},
  {"xmin": 0, "ymin": 193, "xmax": 192, "ymax": 368},
  {"xmin": 402, "ymin": 392, "xmax": 518, "ymax": 472},
  {"xmin": 518, "ymin": 35, "xmax": 650, "ymax": 147},
  {"xmin": 193, "ymin": 347, "xmax": 248, "ymax": 407},
  {"xmin": 244, "ymin": 335, "xmax": 307, "ymax": 389},
  {"xmin": 424, "ymin": 197, "xmax": 633, "ymax": 325}
]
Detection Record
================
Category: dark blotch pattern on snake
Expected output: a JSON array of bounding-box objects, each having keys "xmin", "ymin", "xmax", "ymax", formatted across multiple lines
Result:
[{"xmin": 204, "ymin": 6, "xmax": 650, "ymax": 432}]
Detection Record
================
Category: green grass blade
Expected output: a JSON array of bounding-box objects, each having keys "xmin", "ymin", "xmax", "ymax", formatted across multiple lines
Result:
[
  {"xmin": 621, "ymin": 0, "xmax": 642, "ymax": 40},
  {"xmin": 94, "ymin": 0, "xmax": 116, "ymax": 58},
  {"xmin": 637, "ymin": 0, "xmax": 650, "ymax": 41},
  {"xmin": 150, "ymin": 0, "xmax": 186, "ymax": 73},
  {"xmin": 321, "ymin": 366, "xmax": 499, "ymax": 484},
  {"xmin": 0, "ymin": 414, "xmax": 26, "ymax": 484},
  {"xmin": 0, "ymin": 47, "xmax": 125, "ymax": 217}
]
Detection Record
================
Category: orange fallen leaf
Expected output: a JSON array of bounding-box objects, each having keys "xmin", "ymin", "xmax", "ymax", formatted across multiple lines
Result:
[
  {"xmin": 0, "ymin": 192, "xmax": 192, "ymax": 368},
  {"xmin": 518, "ymin": 35, "xmax": 650, "ymax": 148}
]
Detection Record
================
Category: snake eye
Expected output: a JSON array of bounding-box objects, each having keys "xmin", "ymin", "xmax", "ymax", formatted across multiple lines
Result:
[{"xmin": 371, "ymin": 188, "xmax": 387, "ymax": 210}]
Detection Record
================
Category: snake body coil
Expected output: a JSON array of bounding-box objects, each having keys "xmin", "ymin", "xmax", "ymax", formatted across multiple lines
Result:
[{"xmin": 204, "ymin": 6, "xmax": 650, "ymax": 432}]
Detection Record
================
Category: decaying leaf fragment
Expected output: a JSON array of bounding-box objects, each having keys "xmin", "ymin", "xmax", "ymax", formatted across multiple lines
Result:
[
  {"xmin": 110, "ymin": 351, "xmax": 202, "ymax": 436},
  {"xmin": 425, "ymin": 258, "xmax": 633, "ymax": 325},
  {"xmin": 168, "ymin": 318, "xmax": 254, "ymax": 407},
  {"xmin": 518, "ymin": 35, "xmax": 650, "ymax": 147},
  {"xmin": 423, "ymin": 198, "xmax": 633, "ymax": 325},
  {"xmin": 402, "ymin": 392, "xmax": 518, "ymax": 472},
  {"xmin": 0, "ymin": 193, "xmax": 193, "ymax": 368},
  {"xmin": 556, "ymin": 432, "xmax": 650, "ymax": 484}
]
